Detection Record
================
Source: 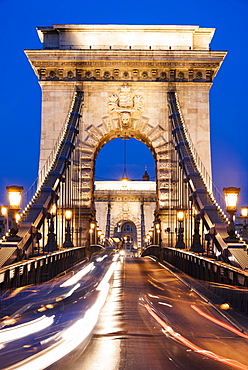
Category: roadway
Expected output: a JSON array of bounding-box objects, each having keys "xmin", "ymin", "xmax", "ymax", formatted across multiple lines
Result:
[
  {"xmin": 0, "ymin": 255, "xmax": 248, "ymax": 369},
  {"xmin": 50, "ymin": 256, "xmax": 248, "ymax": 370}
]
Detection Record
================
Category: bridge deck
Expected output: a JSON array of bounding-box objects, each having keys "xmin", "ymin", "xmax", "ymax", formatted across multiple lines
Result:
[{"xmin": 48, "ymin": 257, "xmax": 248, "ymax": 369}]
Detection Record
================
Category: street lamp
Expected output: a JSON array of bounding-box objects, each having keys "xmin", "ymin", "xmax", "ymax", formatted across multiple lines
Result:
[
  {"xmin": 190, "ymin": 214, "xmax": 204, "ymax": 253},
  {"xmin": 223, "ymin": 187, "xmax": 240, "ymax": 242},
  {"xmin": 146, "ymin": 234, "xmax": 151, "ymax": 246},
  {"xmin": 148, "ymin": 230, "xmax": 153, "ymax": 245},
  {"xmin": 100, "ymin": 233, "xmax": 105, "ymax": 246},
  {"xmin": 175, "ymin": 210, "xmax": 185, "ymax": 249},
  {"xmin": 241, "ymin": 206, "xmax": 248, "ymax": 241},
  {"xmin": 154, "ymin": 221, "xmax": 161, "ymax": 245},
  {"xmin": 241, "ymin": 207, "xmax": 248, "ymax": 218},
  {"xmin": 63, "ymin": 209, "xmax": 74, "ymax": 248},
  {"xmin": 6, "ymin": 185, "xmax": 23, "ymax": 242},
  {"xmin": 44, "ymin": 203, "xmax": 58, "ymax": 252},
  {"xmin": 89, "ymin": 222, "xmax": 96, "ymax": 245},
  {"xmin": 1, "ymin": 206, "xmax": 8, "ymax": 237},
  {"xmin": 1, "ymin": 206, "xmax": 8, "ymax": 217},
  {"xmin": 7, "ymin": 186, "xmax": 23, "ymax": 209},
  {"xmin": 123, "ymin": 235, "xmax": 127, "ymax": 250}
]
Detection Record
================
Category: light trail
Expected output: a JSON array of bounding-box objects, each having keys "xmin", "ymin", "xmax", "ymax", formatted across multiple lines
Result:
[
  {"xmin": 3, "ymin": 261, "xmax": 118, "ymax": 370},
  {"xmin": 0, "ymin": 315, "xmax": 54, "ymax": 345},
  {"xmin": 144, "ymin": 303, "xmax": 248, "ymax": 370},
  {"xmin": 60, "ymin": 262, "xmax": 95, "ymax": 287},
  {"xmin": 191, "ymin": 304, "xmax": 248, "ymax": 339}
]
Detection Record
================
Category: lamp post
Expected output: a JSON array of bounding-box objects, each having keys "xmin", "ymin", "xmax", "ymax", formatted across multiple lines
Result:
[
  {"xmin": 123, "ymin": 235, "xmax": 127, "ymax": 250},
  {"xmin": 175, "ymin": 210, "xmax": 185, "ymax": 249},
  {"xmin": 100, "ymin": 233, "xmax": 105, "ymax": 246},
  {"xmin": 97, "ymin": 229, "xmax": 102, "ymax": 245},
  {"xmin": 241, "ymin": 206, "xmax": 248, "ymax": 241},
  {"xmin": 44, "ymin": 203, "xmax": 58, "ymax": 252},
  {"xmin": 155, "ymin": 222, "xmax": 160, "ymax": 244},
  {"xmin": 145, "ymin": 234, "xmax": 151, "ymax": 247},
  {"xmin": 6, "ymin": 185, "xmax": 23, "ymax": 242},
  {"xmin": 165, "ymin": 227, "xmax": 171, "ymax": 247},
  {"xmin": 63, "ymin": 209, "xmax": 74, "ymax": 248},
  {"xmin": 223, "ymin": 187, "xmax": 240, "ymax": 242},
  {"xmin": 1, "ymin": 206, "xmax": 8, "ymax": 237},
  {"xmin": 154, "ymin": 221, "xmax": 162, "ymax": 261},
  {"xmin": 149, "ymin": 230, "xmax": 153, "ymax": 245},
  {"xmin": 89, "ymin": 222, "xmax": 96, "ymax": 246},
  {"xmin": 190, "ymin": 214, "xmax": 204, "ymax": 253}
]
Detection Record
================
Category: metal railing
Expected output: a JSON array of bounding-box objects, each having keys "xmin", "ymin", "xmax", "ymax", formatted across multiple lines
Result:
[
  {"xmin": 0, "ymin": 247, "xmax": 86, "ymax": 291},
  {"xmin": 143, "ymin": 246, "xmax": 248, "ymax": 315},
  {"xmin": 173, "ymin": 92, "xmax": 227, "ymax": 214},
  {"xmin": 163, "ymin": 247, "xmax": 248, "ymax": 315},
  {"xmin": 0, "ymin": 90, "xmax": 84, "ymax": 263},
  {"xmin": 22, "ymin": 90, "xmax": 80, "ymax": 210}
]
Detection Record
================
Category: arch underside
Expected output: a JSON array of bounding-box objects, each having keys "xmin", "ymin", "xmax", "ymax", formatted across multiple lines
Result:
[{"xmin": 76, "ymin": 115, "xmax": 175, "ymax": 210}]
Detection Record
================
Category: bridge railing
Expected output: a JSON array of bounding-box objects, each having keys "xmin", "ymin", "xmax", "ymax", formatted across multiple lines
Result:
[
  {"xmin": 0, "ymin": 90, "xmax": 84, "ymax": 263},
  {"xmin": 0, "ymin": 247, "xmax": 87, "ymax": 291},
  {"xmin": 143, "ymin": 246, "xmax": 248, "ymax": 315},
  {"xmin": 168, "ymin": 92, "xmax": 231, "ymax": 254},
  {"xmin": 173, "ymin": 93, "xmax": 226, "ymax": 214},
  {"xmin": 163, "ymin": 247, "xmax": 248, "ymax": 315},
  {"xmin": 22, "ymin": 90, "xmax": 79, "ymax": 210}
]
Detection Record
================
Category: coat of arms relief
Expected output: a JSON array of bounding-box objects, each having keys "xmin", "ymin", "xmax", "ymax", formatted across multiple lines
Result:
[{"xmin": 108, "ymin": 84, "xmax": 143, "ymax": 130}]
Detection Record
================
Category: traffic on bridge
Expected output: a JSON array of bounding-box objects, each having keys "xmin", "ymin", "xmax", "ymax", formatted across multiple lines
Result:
[{"xmin": 0, "ymin": 253, "xmax": 247, "ymax": 369}]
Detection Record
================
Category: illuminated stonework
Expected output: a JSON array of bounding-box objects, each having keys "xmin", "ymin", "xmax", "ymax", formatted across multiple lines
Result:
[
  {"xmin": 25, "ymin": 24, "xmax": 226, "ymax": 239},
  {"xmin": 108, "ymin": 84, "xmax": 143, "ymax": 130},
  {"xmin": 94, "ymin": 180, "xmax": 156, "ymax": 250}
]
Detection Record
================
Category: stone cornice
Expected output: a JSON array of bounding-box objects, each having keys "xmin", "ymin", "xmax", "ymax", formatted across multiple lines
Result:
[
  {"xmin": 25, "ymin": 49, "xmax": 226, "ymax": 82},
  {"xmin": 25, "ymin": 49, "xmax": 226, "ymax": 63}
]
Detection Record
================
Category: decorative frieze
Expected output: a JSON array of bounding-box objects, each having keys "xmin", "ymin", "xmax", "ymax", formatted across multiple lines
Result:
[{"xmin": 37, "ymin": 65, "xmax": 214, "ymax": 82}]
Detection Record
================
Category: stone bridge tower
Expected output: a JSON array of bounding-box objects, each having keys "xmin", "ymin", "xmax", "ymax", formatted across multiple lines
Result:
[{"xmin": 25, "ymin": 25, "xmax": 226, "ymax": 245}]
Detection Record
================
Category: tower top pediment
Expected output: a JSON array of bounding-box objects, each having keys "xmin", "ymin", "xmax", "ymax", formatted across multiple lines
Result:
[{"xmin": 37, "ymin": 24, "xmax": 215, "ymax": 51}]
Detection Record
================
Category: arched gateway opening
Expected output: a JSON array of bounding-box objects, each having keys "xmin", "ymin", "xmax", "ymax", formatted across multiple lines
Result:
[
  {"xmin": 74, "ymin": 74, "xmax": 184, "ymax": 252},
  {"xmin": 94, "ymin": 137, "xmax": 156, "ymax": 254}
]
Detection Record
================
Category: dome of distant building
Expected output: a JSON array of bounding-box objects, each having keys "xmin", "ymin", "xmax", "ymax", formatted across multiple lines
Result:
[{"xmin": 142, "ymin": 168, "xmax": 150, "ymax": 181}]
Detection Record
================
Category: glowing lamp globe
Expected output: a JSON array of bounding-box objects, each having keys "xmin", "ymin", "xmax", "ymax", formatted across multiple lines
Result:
[
  {"xmin": 223, "ymin": 187, "xmax": 240, "ymax": 211},
  {"xmin": 50, "ymin": 203, "xmax": 57, "ymax": 216},
  {"xmin": 65, "ymin": 209, "xmax": 72, "ymax": 221},
  {"xmin": 1, "ymin": 206, "xmax": 8, "ymax": 217},
  {"xmin": 177, "ymin": 210, "xmax": 184, "ymax": 222},
  {"xmin": 241, "ymin": 207, "xmax": 248, "ymax": 218},
  {"xmin": 6, "ymin": 186, "xmax": 23, "ymax": 209}
]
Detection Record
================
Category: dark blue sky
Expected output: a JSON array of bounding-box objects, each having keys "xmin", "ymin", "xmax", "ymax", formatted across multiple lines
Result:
[{"xmin": 1, "ymin": 0, "xmax": 248, "ymax": 209}]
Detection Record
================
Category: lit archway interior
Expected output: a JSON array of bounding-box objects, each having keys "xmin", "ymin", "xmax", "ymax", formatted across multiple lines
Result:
[{"xmin": 94, "ymin": 138, "xmax": 156, "ymax": 252}]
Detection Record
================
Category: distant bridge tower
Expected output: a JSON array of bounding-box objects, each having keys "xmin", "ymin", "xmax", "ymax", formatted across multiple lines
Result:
[{"xmin": 25, "ymin": 25, "xmax": 226, "ymax": 245}]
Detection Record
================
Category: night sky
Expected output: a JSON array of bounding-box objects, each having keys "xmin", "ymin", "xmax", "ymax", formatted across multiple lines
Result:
[{"xmin": 1, "ymin": 0, "xmax": 248, "ymax": 210}]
